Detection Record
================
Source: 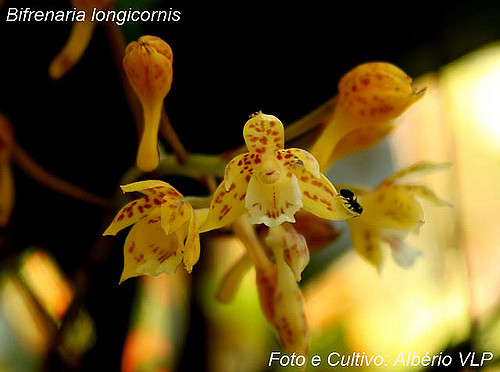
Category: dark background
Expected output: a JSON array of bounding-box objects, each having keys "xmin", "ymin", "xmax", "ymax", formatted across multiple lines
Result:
[{"xmin": 1, "ymin": 1, "xmax": 499, "ymax": 370}]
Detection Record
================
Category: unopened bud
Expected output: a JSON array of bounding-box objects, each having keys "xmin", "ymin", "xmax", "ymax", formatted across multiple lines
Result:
[
  {"xmin": 123, "ymin": 35, "xmax": 173, "ymax": 172},
  {"xmin": 49, "ymin": 0, "xmax": 115, "ymax": 80},
  {"xmin": 272, "ymin": 247, "xmax": 310, "ymax": 356},
  {"xmin": 255, "ymin": 265, "xmax": 278, "ymax": 324},
  {"xmin": 265, "ymin": 224, "xmax": 309, "ymax": 282},
  {"xmin": 336, "ymin": 62, "xmax": 425, "ymax": 125}
]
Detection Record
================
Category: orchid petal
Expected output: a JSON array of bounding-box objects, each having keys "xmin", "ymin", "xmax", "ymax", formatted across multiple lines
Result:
[
  {"xmin": 360, "ymin": 186, "xmax": 424, "ymax": 230},
  {"xmin": 160, "ymin": 199, "xmax": 189, "ymax": 235},
  {"xmin": 243, "ymin": 112, "xmax": 284, "ymax": 155},
  {"xmin": 103, "ymin": 196, "xmax": 159, "ymax": 236},
  {"xmin": 277, "ymin": 148, "xmax": 320, "ymax": 178},
  {"xmin": 381, "ymin": 229, "xmax": 423, "ymax": 268},
  {"xmin": 245, "ymin": 174, "xmax": 302, "ymax": 227},
  {"xmin": 379, "ymin": 161, "xmax": 450, "ymax": 187},
  {"xmin": 183, "ymin": 206, "xmax": 200, "ymax": 273},
  {"xmin": 350, "ymin": 224, "xmax": 384, "ymax": 271},
  {"xmin": 120, "ymin": 210, "xmax": 183, "ymax": 283},
  {"xmin": 400, "ymin": 185, "xmax": 452, "ymax": 207},
  {"xmin": 121, "ymin": 180, "xmax": 183, "ymax": 200},
  {"xmin": 223, "ymin": 152, "xmax": 258, "ymax": 190},
  {"xmin": 291, "ymin": 165, "xmax": 358, "ymax": 220},
  {"xmin": 200, "ymin": 180, "xmax": 249, "ymax": 232}
]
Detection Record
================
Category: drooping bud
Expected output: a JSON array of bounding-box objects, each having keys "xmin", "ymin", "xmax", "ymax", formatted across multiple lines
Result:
[
  {"xmin": 0, "ymin": 114, "xmax": 14, "ymax": 227},
  {"xmin": 255, "ymin": 265, "xmax": 278, "ymax": 324},
  {"xmin": 311, "ymin": 62, "xmax": 425, "ymax": 170},
  {"xmin": 271, "ymin": 244, "xmax": 310, "ymax": 356},
  {"xmin": 265, "ymin": 224, "xmax": 309, "ymax": 282},
  {"xmin": 123, "ymin": 35, "xmax": 173, "ymax": 172},
  {"xmin": 336, "ymin": 62, "xmax": 425, "ymax": 125},
  {"xmin": 49, "ymin": 0, "xmax": 115, "ymax": 80}
]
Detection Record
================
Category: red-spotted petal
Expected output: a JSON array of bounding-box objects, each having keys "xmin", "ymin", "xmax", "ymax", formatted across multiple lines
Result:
[
  {"xmin": 160, "ymin": 199, "xmax": 190, "ymax": 235},
  {"xmin": 243, "ymin": 112, "xmax": 284, "ymax": 155},
  {"xmin": 350, "ymin": 223, "xmax": 384, "ymax": 271},
  {"xmin": 121, "ymin": 180, "xmax": 183, "ymax": 200},
  {"xmin": 200, "ymin": 179, "xmax": 249, "ymax": 232},
  {"xmin": 291, "ymin": 165, "xmax": 358, "ymax": 220},
  {"xmin": 359, "ymin": 186, "xmax": 424, "ymax": 230},
  {"xmin": 103, "ymin": 195, "xmax": 159, "ymax": 236},
  {"xmin": 277, "ymin": 148, "xmax": 320, "ymax": 178},
  {"xmin": 223, "ymin": 152, "xmax": 258, "ymax": 190},
  {"xmin": 183, "ymin": 207, "xmax": 200, "ymax": 273},
  {"xmin": 119, "ymin": 209, "xmax": 184, "ymax": 283},
  {"xmin": 245, "ymin": 174, "xmax": 303, "ymax": 227}
]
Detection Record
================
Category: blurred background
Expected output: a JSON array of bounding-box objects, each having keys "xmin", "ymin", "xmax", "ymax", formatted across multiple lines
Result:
[{"xmin": 0, "ymin": 1, "xmax": 499, "ymax": 371}]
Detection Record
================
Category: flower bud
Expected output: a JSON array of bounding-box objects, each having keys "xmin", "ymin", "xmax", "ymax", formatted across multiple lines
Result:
[
  {"xmin": 265, "ymin": 224, "xmax": 309, "ymax": 282},
  {"xmin": 49, "ymin": 0, "xmax": 115, "ymax": 80},
  {"xmin": 272, "ymin": 246, "xmax": 310, "ymax": 356},
  {"xmin": 311, "ymin": 62, "xmax": 425, "ymax": 170},
  {"xmin": 336, "ymin": 62, "xmax": 425, "ymax": 125},
  {"xmin": 123, "ymin": 36, "xmax": 173, "ymax": 172},
  {"xmin": 255, "ymin": 265, "xmax": 278, "ymax": 324}
]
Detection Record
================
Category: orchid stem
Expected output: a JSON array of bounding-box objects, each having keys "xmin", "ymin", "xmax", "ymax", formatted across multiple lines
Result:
[
  {"xmin": 232, "ymin": 214, "xmax": 273, "ymax": 272},
  {"xmin": 11, "ymin": 143, "xmax": 112, "ymax": 209}
]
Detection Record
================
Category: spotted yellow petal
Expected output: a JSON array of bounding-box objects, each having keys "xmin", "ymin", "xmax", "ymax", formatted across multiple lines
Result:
[
  {"xmin": 103, "ymin": 196, "xmax": 158, "ymax": 236},
  {"xmin": 277, "ymin": 148, "xmax": 320, "ymax": 178},
  {"xmin": 121, "ymin": 180, "xmax": 183, "ymax": 200},
  {"xmin": 120, "ymin": 210, "xmax": 183, "ymax": 283},
  {"xmin": 160, "ymin": 199, "xmax": 190, "ymax": 235},
  {"xmin": 291, "ymin": 165, "xmax": 358, "ymax": 220},
  {"xmin": 223, "ymin": 152, "xmax": 257, "ymax": 190},
  {"xmin": 183, "ymin": 207, "xmax": 200, "ymax": 273},
  {"xmin": 379, "ymin": 161, "xmax": 450, "ymax": 187},
  {"xmin": 399, "ymin": 185, "xmax": 452, "ymax": 207},
  {"xmin": 243, "ymin": 112, "xmax": 284, "ymax": 155},
  {"xmin": 200, "ymin": 180, "xmax": 249, "ymax": 233},
  {"xmin": 245, "ymin": 174, "xmax": 302, "ymax": 227},
  {"xmin": 359, "ymin": 186, "xmax": 424, "ymax": 230},
  {"xmin": 350, "ymin": 223, "xmax": 384, "ymax": 271}
]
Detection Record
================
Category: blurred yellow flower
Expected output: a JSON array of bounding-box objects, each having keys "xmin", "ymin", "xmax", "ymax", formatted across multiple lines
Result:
[
  {"xmin": 311, "ymin": 62, "xmax": 426, "ymax": 170},
  {"xmin": 0, "ymin": 114, "xmax": 14, "ymax": 227},
  {"xmin": 201, "ymin": 112, "xmax": 358, "ymax": 232},
  {"xmin": 103, "ymin": 180, "xmax": 205, "ymax": 282},
  {"xmin": 123, "ymin": 35, "xmax": 174, "ymax": 172},
  {"xmin": 341, "ymin": 162, "xmax": 450, "ymax": 271},
  {"xmin": 49, "ymin": 0, "xmax": 115, "ymax": 80}
]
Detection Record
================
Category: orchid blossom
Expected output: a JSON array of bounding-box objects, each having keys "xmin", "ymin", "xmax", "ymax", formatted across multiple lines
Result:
[
  {"xmin": 341, "ymin": 162, "xmax": 451, "ymax": 271},
  {"xmin": 103, "ymin": 180, "xmax": 206, "ymax": 282},
  {"xmin": 201, "ymin": 112, "xmax": 358, "ymax": 232}
]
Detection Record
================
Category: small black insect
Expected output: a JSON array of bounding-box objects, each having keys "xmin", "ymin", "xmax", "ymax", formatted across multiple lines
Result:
[{"xmin": 339, "ymin": 188, "xmax": 363, "ymax": 214}]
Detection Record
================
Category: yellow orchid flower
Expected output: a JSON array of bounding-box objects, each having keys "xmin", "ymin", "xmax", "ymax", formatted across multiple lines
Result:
[
  {"xmin": 103, "ymin": 180, "xmax": 206, "ymax": 282},
  {"xmin": 49, "ymin": 0, "xmax": 115, "ymax": 80},
  {"xmin": 201, "ymin": 112, "xmax": 358, "ymax": 231},
  {"xmin": 341, "ymin": 162, "xmax": 451, "ymax": 271},
  {"xmin": 123, "ymin": 36, "xmax": 174, "ymax": 172},
  {"xmin": 0, "ymin": 114, "xmax": 14, "ymax": 227},
  {"xmin": 311, "ymin": 62, "xmax": 426, "ymax": 170}
]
